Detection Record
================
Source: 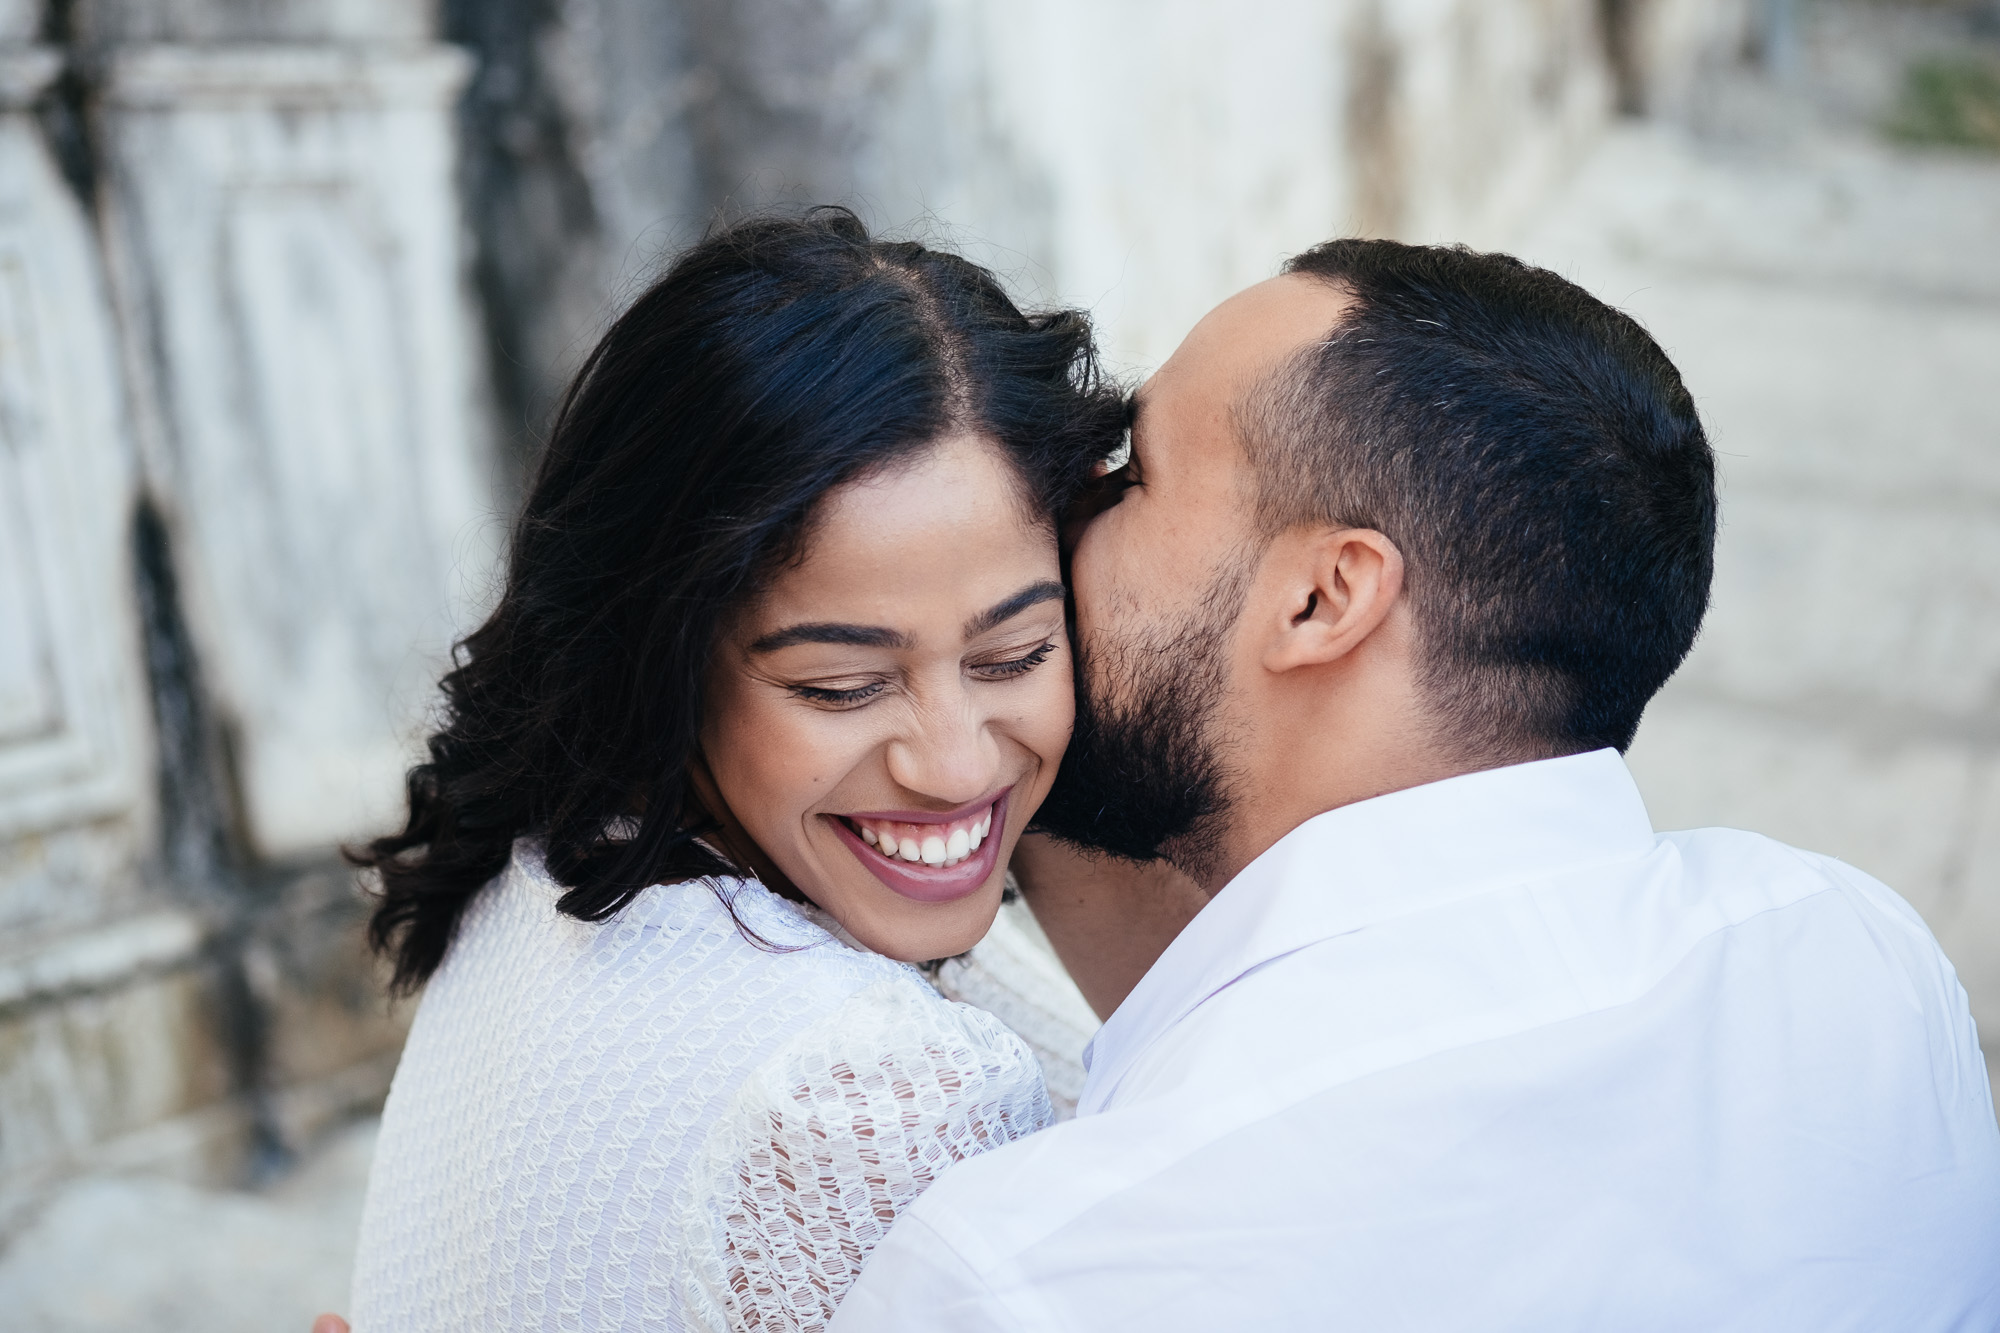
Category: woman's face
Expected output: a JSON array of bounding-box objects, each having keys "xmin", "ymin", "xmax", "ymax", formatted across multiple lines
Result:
[{"xmin": 700, "ymin": 434, "xmax": 1075, "ymax": 961}]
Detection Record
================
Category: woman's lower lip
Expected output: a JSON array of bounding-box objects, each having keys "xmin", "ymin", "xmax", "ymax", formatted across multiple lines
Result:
[{"xmin": 829, "ymin": 791, "xmax": 1011, "ymax": 905}]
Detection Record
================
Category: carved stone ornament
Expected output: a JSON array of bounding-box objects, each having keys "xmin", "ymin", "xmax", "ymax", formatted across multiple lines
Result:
[
  {"xmin": 0, "ymin": 46, "xmax": 153, "ymax": 847},
  {"xmin": 100, "ymin": 45, "xmax": 495, "ymax": 859}
]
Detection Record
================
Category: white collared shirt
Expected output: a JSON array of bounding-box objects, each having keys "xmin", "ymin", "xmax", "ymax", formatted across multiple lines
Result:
[{"xmin": 831, "ymin": 750, "xmax": 2000, "ymax": 1332}]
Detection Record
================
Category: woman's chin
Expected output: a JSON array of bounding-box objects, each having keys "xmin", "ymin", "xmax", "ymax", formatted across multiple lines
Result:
[{"xmin": 826, "ymin": 872, "xmax": 1007, "ymax": 964}]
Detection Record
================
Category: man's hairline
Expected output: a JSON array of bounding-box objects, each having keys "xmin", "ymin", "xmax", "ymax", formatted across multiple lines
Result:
[{"xmin": 1227, "ymin": 309, "xmax": 1363, "ymax": 540}]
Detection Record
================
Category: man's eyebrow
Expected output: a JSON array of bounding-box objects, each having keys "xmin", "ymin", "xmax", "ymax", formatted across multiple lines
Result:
[
  {"xmin": 748, "ymin": 622, "xmax": 914, "ymax": 653},
  {"xmin": 964, "ymin": 580, "xmax": 1066, "ymax": 639}
]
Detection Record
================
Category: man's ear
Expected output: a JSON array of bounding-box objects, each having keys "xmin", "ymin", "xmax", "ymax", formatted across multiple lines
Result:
[{"xmin": 1261, "ymin": 526, "xmax": 1405, "ymax": 673}]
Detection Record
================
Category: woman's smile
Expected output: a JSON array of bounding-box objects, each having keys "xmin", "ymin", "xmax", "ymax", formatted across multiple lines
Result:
[{"xmin": 830, "ymin": 788, "xmax": 1011, "ymax": 902}]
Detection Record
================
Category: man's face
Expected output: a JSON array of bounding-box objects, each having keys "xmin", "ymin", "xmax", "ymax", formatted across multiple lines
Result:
[{"xmin": 1033, "ymin": 276, "xmax": 1353, "ymax": 881}]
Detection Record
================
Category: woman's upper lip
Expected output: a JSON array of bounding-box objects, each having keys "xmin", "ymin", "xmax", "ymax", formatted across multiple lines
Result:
[{"xmin": 837, "ymin": 787, "xmax": 1010, "ymax": 825}]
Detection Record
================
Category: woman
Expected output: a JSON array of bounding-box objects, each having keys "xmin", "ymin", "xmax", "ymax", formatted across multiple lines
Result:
[{"xmin": 343, "ymin": 210, "xmax": 1126, "ymax": 1331}]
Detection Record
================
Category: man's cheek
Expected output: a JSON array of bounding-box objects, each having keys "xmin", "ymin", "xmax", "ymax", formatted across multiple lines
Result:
[
  {"xmin": 1081, "ymin": 523, "xmax": 1153, "ymax": 615},
  {"xmin": 1065, "ymin": 540, "xmax": 1113, "ymax": 632}
]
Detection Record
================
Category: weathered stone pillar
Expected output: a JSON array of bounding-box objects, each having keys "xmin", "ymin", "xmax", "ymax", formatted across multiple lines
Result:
[
  {"xmin": 2, "ymin": 0, "xmax": 497, "ymax": 1216},
  {"xmin": 0, "ymin": 27, "xmax": 224, "ymax": 1226},
  {"xmin": 98, "ymin": 44, "xmax": 492, "ymax": 860}
]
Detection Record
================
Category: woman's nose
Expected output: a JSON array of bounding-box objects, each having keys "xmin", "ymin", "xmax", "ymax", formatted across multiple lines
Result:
[{"xmin": 884, "ymin": 698, "xmax": 1000, "ymax": 805}]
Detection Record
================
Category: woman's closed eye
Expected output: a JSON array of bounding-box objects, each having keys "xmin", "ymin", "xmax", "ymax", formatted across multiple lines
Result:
[
  {"xmin": 786, "ymin": 678, "xmax": 890, "ymax": 708},
  {"xmin": 971, "ymin": 639, "xmax": 1059, "ymax": 680},
  {"xmin": 782, "ymin": 640, "xmax": 1060, "ymax": 709}
]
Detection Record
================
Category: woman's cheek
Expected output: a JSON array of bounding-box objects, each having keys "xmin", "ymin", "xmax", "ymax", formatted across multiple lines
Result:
[
  {"xmin": 719, "ymin": 695, "xmax": 832, "ymax": 825},
  {"xmin": 769, "ymin": 714, "xmax": 838, "ymax": 803}
]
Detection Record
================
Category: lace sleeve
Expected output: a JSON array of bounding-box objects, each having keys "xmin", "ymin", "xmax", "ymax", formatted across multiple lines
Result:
[
  {"xmin": 681, "ymin": 974, "xmax": 1054, "ymax": 1332},
  {"xmin": 932, "ymin": 897, "xmax": 1100, "ymax": 1118}
]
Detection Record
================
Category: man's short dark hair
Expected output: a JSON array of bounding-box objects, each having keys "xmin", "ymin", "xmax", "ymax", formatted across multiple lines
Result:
[{"xmin": 1251, "ymin": 239, "xmax": 1715, "ymax": 760}]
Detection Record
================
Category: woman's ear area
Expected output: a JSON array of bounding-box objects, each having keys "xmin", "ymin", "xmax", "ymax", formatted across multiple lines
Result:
[
  {"xmin": 1258, "ymin": 526, "xmax": 1406, "ymax": 674},
  {"xmin": 684, "ymin": 745, "xmax": 727, "ymax": 828}
]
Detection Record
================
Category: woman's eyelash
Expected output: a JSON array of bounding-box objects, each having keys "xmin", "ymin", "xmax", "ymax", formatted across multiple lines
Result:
[
  {"xmin": 789, "ymin": 682, "xmax": 886, "ymax": 706},
  {"xmin": 976, "ymin": 641, "xmax": 1058, "ymax": 677},
  {"xmin": 788, "ymin": 642, "xmax": 1057, "ymax": 705}
]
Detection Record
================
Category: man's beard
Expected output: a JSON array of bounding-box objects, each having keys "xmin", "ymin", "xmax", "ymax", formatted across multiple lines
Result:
[{"xmin": 1032, "ymin": 560, "xmax": 1250, "ymax": 884}]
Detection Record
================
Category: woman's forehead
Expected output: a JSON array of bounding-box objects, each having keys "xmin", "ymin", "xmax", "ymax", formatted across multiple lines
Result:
[{"xmin": 745, "ymin": 436, "xmax": 1061, "ymax": 635}]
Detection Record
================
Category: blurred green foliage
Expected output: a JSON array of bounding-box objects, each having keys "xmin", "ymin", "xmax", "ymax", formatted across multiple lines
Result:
[{"xmin": 1887, "ymin": 55, "xmax": 2000, "ymax": 151}]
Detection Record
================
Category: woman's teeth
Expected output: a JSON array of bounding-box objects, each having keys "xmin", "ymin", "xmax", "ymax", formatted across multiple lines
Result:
[{"xmin": 853, "ymin": 807, "xmax": 994, "ymax": 868}]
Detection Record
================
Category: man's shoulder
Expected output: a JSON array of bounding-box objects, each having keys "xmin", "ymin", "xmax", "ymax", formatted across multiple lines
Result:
[
  {"xmin": 1659, "ymin": 824, "xmax": 1959, "ymax": 980},
  {"xmin": 1653, "ymin": 821, "xmax": 1877, "ymax": 909},
  {"xmin": 834, "ymin": 826, "xmax": 2000, "ymax": 1333}
]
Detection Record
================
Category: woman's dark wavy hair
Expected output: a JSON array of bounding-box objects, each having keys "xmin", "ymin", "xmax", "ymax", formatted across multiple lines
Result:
[{"xmin": 353, "ymin": 209, "xmax": 1126, "ymax": 994}]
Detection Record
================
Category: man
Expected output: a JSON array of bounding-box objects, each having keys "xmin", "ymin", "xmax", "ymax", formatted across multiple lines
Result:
[{"xmin": 829, "ymin": 240, "xmax": 2000, "ymax": 1329}]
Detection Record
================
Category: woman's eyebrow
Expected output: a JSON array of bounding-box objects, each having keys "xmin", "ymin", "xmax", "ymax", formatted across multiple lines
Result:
[
  {"xmin": 963, "ymin": 580, "xmax": 1065, "ymax": 638},
  {"xmin": 748, "ymin": 623, "xmax": 913, "ymax": 653},
  {"xmin": 749, "ymin": 581, "xmax": 1063, "ymax": 654}
]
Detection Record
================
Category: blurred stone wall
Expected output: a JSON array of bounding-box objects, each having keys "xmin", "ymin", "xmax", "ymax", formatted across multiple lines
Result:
[
  {"xmin": 0, "ymin": 0, "xmax": 1749, "ymax": 1226},
  {"xmin": 1, "ymin": 0, "xmax": 490, "ymax": 1229},
  {"xmin": 450, "ymin": 0, "xmax": 1747, "ymax": 453}
]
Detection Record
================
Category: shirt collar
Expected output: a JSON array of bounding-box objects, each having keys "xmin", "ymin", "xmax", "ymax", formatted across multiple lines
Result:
[{"xmin": 1077, "ymin": 748, "xmax": 1657, "ymax": 1114}]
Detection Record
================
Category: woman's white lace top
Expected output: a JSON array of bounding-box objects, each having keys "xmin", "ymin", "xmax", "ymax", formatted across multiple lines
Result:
[{"xmin": 348, "ymin": 846, "xmax": 1061, "ymax": 1332}]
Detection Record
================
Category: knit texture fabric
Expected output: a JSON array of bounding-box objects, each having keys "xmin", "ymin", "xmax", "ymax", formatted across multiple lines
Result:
[{"xmin": 349, "ymin": 845, "xmax": 1055, "ymax": 1332}]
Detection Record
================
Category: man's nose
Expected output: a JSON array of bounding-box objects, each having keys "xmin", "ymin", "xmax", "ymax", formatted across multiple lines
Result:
[{"xmin": 884, "ymin": 699, "xmax": 1000, "ymax": 805}]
